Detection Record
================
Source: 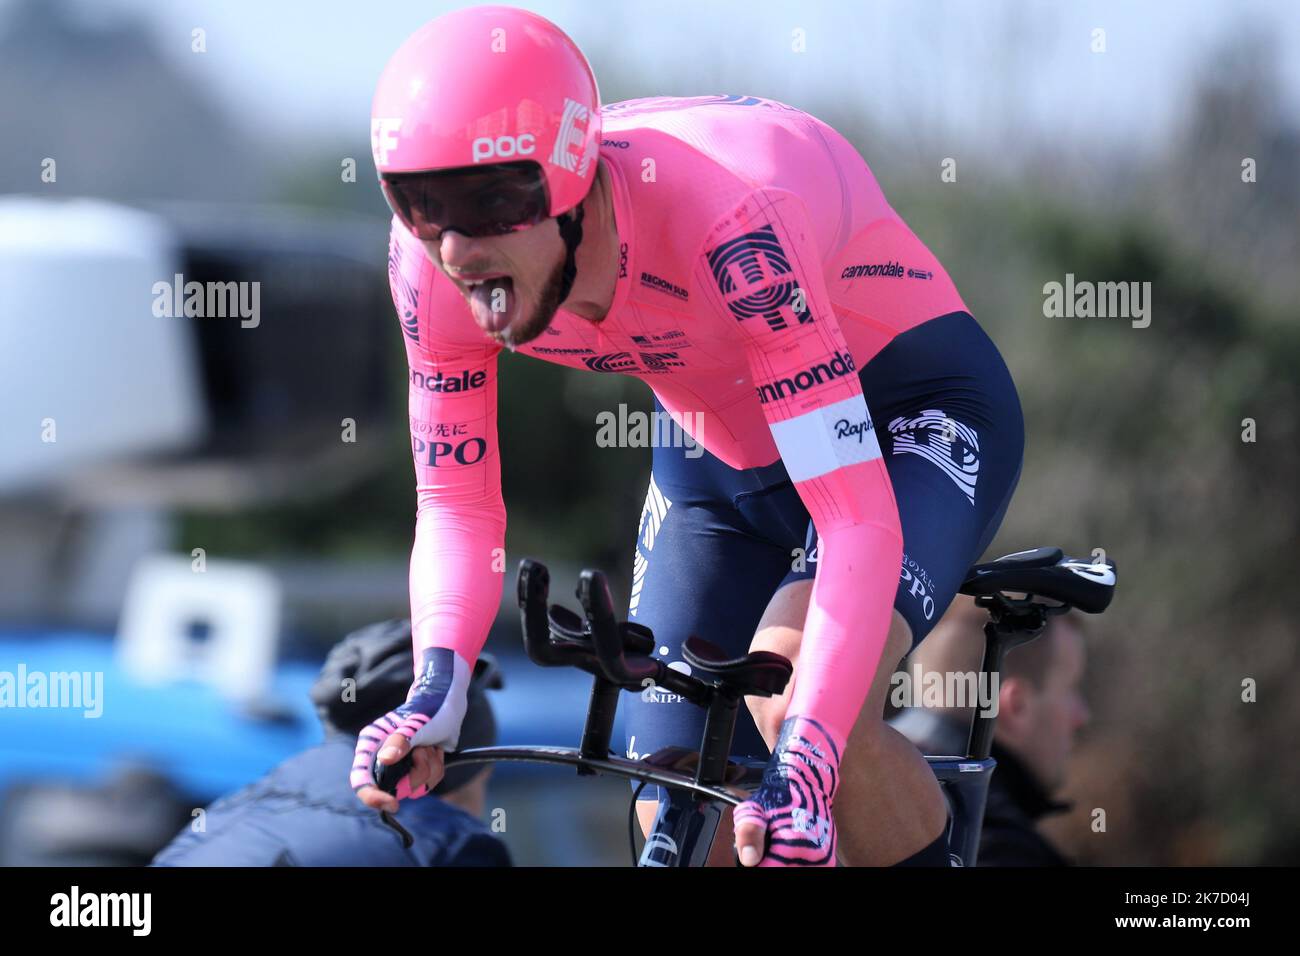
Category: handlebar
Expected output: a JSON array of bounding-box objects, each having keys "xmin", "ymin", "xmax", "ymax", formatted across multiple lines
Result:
[
  {"xmin": 579, "ymin": 569, "xmax": 660, "ymax": 687},
  {"xmin": 517, "ymin": 560, "xmax": 712, "ymax": 706}
]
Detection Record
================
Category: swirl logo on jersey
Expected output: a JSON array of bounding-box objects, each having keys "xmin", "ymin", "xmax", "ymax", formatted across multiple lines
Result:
[
  {"xmin": 706, "ymin": 224, "xmax": 813, "ymax": 332},
  {"xmin": 583, "ymin": 352, "xmax": 638, "ymax": 373},
  {"xmin": 887, "ymin": 409, "xmax": 980, "ymax": 504},
  {"xmin": 387, "ymin": 241, "xmax": 421, "ymax": 343},
  {"xmin": 629, "ymin": 475, "xmax": 672, "ymax": 618},
  {"xmin": 638, "ymin": 351, "xmax": 685, "ymax": 372}
]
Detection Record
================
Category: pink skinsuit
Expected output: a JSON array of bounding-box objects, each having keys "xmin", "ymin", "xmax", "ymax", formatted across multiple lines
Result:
[{"xmin": 389, "ymin": 95, "xmax": 969, "ymax": 771}]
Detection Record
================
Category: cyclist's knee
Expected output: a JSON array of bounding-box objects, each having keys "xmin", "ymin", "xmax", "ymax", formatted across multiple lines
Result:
[{"xmin": 852, "ymin": 613, "xmax": 913, "ymax": 750}]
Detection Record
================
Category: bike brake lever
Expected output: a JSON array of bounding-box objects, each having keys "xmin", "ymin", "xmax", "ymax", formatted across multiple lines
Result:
[
  {"xmin": 373, "ymin": 750, "xmax": 416, "ymax": 795},
  {"xmin": 372, "ymin": 751, "xmax": 418, "ymax": 849}
]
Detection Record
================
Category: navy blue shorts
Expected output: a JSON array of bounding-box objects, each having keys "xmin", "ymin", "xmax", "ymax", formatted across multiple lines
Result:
[{"xmin": 622, "ymin": 311, "xmax": 1024, "ymax": 793}]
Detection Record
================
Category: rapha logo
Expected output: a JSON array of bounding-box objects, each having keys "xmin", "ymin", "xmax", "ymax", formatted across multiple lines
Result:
[
  {"xmin": 834, "ymin": 418, "xmax": 871, "ymax": 443},
  {"xmin": 887, "ymin": 410, "xmax": 980, "ymax": 504}
]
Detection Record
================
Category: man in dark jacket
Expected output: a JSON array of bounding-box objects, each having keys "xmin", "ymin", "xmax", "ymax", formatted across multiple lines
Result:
[
  {"xmin": 152, "ymin": 620, "xmax": 510, "ymax": 866},
  {"xmin": 889, "ymin": 595, "xmax": 1089, "ymax": 866}
]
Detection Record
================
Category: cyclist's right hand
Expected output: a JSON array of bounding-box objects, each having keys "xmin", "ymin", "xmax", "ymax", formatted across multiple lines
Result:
[{"xmin": 352, "ymin": 647, "xmax": 471, "ymax": 812}]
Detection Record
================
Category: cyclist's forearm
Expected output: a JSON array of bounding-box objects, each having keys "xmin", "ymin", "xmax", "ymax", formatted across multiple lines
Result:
[
  {"xmin": 789, "ymin": 510, "xmax": 903, "ymax": 749},
  {"xmin": 409, "ymin": 501, "xmax": 506, "ymax": 672}
]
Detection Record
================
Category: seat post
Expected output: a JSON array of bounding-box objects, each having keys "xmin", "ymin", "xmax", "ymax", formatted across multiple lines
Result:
[
  {"xmin": 966, "ymin": 600, "xmax": 1049, "ymax": 760},
  {"xmin": 967, "ymin": 620, "xmax": 1010, "ymax": 760}
]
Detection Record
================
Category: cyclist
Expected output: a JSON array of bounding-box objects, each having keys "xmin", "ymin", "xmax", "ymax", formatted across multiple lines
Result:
[{"xmin": 354, "ymin": 5, "xmax": 1024, "ymax": 867}]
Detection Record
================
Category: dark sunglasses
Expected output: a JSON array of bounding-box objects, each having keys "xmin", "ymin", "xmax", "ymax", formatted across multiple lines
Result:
[{"xmin": 379, "ymin": 161, "xmax": 550, "ymax": 240}]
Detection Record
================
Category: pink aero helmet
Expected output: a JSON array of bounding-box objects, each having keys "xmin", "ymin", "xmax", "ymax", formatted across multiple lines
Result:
[{"xmin": 370, "ymin": 5, "xmax": 602, "ymax": 219}]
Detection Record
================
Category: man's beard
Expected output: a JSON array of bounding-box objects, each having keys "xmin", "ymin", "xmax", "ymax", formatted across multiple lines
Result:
[{"xmin": 491, "ymin": 255, "xmax": 567, "ymax": 350}]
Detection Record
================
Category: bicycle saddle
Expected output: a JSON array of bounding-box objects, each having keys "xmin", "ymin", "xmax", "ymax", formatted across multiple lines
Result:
[{"xmin": 959, "ymin": 547, "xmax": 1116, "ymax": 613}]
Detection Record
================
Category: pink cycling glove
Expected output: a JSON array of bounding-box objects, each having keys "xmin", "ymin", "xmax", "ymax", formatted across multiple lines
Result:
[{"xmin": 733, "ymin": 715, "xmax": 842, "ymax": 866}]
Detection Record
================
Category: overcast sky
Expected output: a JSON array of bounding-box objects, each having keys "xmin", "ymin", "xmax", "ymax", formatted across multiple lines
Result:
[{"xmin": 15, "ymin": 0, "xmax": 1300, "ymax": 156}]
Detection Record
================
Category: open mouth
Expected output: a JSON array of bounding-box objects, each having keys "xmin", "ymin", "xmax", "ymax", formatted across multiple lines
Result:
[{"xmin": 459, "ymin": 274, "xmax": 516, "ymax": 334}]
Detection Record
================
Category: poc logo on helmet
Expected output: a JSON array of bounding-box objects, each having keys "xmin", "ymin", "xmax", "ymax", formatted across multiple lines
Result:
[{"xmin": 472, "ymin": 133, "xmax": 536, "ymax": 163}]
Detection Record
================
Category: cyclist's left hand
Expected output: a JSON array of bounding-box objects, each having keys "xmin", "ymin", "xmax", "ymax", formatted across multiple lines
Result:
[
  {"xmin": 354, "ymin": 734, "xmax": 446, "ymax": 813},
  {"xmin": 733, "ymin": 716, "xmax": 841, "ymax": 867},
  {"xmin": 352, "ymin": 647, "xmax": 470, "ymax": 813}
]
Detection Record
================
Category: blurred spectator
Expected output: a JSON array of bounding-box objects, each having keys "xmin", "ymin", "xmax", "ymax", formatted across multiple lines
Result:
[
  {"xmin": 0, "ymin": 767, "xmax": 194, "ymax": 866},
  {"xmin": 890, "ymin": 595, "xmax": 1089, "ymax": 866},
  {"xmin": 152, "ymin": 619, "xmax": 509, "ymax": 866}
]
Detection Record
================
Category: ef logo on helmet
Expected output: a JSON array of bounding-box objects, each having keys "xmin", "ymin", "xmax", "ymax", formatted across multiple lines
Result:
[
  {"xmin": 371, "ymin": 118, "xmax": 402, "ymax": 166},
  {"xmin": 472, "ymin": 134, "xmax": 536, "ymax": 163}
]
